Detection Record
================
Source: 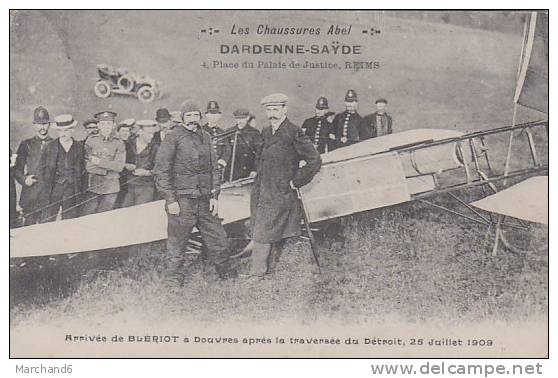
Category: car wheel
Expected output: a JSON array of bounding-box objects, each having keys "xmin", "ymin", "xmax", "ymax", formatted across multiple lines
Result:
[
  {"xmin": 117, "ymin": 75, "xmax": 135, "ymax": 92},
  {"xmin": 137, "ymin": 86, "xmax": 155, "ymax": 103},
  {"xmin": 93, "ymin": 81, "xmax": 111, "ymax": 98}
]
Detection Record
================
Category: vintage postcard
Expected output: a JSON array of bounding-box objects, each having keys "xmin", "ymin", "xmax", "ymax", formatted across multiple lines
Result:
[{"xmin": 9, "ymin": 9, "xmax": 548, "ymax": 358}]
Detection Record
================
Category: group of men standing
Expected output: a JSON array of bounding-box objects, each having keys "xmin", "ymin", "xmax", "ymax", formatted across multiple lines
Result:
[
  {"xmin": 10, "ymin": 108, "xmax": 163, "ymax": 226},
  {"xmin": 10, "ymin": 89, "xmax": 391, "ymax": 284},
  {"xmin": 301, "ymin": 89, "xmax": 393, "ymax": 154}
]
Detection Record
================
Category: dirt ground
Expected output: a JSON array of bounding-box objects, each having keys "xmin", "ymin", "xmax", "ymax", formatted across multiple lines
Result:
[{"xmin": 9, "ymin": 11, "xmax": 548, "ymax": 356}]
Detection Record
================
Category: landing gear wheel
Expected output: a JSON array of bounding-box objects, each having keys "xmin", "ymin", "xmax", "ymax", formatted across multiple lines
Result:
[{"xmin": 93, "ymin": 81, "xmax": 111, "ymax": 98}]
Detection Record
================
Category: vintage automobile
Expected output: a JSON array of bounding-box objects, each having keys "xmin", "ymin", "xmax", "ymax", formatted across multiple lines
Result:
[{"xmin": 93, "ymin": 64, "xmax": 161, "ymax": 103}]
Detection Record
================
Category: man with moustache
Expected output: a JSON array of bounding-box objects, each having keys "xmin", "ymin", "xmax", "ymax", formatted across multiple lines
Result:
[
  {"xmin": 225, "ymin": 108, "xmax": 263, "ymax": 182},
  {"xmin": 14, "ymin": 106, "xmax": 53, "ymax": 225},
  {"xmin": 330, "ymin": 89, "xmax": 363, "ymax": 150},
  {"xmin": 301, "ymin": 96, "xmax": 333, "ymax": 154},
  {"xmin": 154, "ymin": 101, "xmax": 235, "ymax": 285},
  {"xmin": 81, "ymin": 111, "xmax": 126, "ymax": 215},
  {"xmin": 202, "ymin": 100, "xmax": 231, "ymax": 171},
  {"xmin": 243, "ymin": 93, "xmax": 321, "ymax": 279},
  {"xmin": 37, "ymin": 114, "xmax": 86, "ymax": 223},
  {"xmin": 122, "ymin": 120, "xmax": 160, "ymax": 206},
  {"xmin": 170, "ymin": 111, "xmax": 184, "ymax": 128},
  {"xmin": 361, "ymin": 98, "xmax": 393, "ymax": 140}
]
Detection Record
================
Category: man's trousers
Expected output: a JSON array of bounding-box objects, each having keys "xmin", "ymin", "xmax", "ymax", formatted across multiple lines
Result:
[{"xmin": 166, "ymin": 196, "xmax": 230, "ymax": 278}]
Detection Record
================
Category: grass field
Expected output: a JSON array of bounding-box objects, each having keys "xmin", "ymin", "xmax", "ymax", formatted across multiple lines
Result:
[{"xmin": 9, "ymin": 11, "xmax": 548, "ymax": 356}]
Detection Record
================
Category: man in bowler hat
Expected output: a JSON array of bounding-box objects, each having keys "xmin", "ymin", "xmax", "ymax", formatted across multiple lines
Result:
[
  {"xmin": 154, "ymin": 108, "xmax": 173, "ymax": 144},
  {"xmin": 14, "ymin": 106, "xmax": 53, "ymax": 225}
]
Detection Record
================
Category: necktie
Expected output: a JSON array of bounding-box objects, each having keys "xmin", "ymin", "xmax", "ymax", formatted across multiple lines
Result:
[{"xmin": 376, "ymin": 114, "xmax": 386, "ymax": 135}]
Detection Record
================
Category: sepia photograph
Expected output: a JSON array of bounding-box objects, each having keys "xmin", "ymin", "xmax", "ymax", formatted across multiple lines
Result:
[{"xmin": 9, "ymin": 9, "xmax": 548, "ymax": 358}]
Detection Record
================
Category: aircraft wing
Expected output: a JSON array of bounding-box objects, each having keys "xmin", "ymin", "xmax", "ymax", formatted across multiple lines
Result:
[
  {"xmin": 10, "ymin": 193, "xmax": 252, "ymax": 258},
  {"xmin": 10, "ymin": 128, "xmax": 464, "ymax": 258},
  {"xmin": 470, "ymin": 176, "xmax": 548, "ymax": 225}
]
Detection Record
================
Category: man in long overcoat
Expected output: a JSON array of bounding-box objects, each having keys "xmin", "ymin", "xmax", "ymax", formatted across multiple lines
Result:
[
  {"xmin": 14, "ymin": 106, "xmax": 53, "ymax": 225},
  {"xmin": 246, "ymin": 93, "xmax": 321, "ymax": 278},
  {"xmin": 37, "ymin": 114, "xmax": 86, "ymax": 222}
]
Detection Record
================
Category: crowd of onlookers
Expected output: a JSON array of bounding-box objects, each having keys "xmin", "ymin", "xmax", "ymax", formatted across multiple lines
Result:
[{"xmin": 9, "ymin": 89, "xmax": 392, "ymax": 229}]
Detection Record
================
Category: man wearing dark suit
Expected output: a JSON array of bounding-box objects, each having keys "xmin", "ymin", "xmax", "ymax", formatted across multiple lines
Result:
[
  {"xmin": 153, "ymin": 108, "xmax": 174, "ymax": 145},
  {"xmin": 37, "ymin": 114, "xmax": 86, "ymax": 223},
  {"xmin": 114, "ymin": 119, "xmax": 135, "ymax": 209},
  {"xmin": 14, "ymin": 106, "xmax": 53, "ymax": 225},
  {"xmin": 245, "ymin": 93, "xmax": 322, "ymax": 278},
  {"xmin": 122, "ymin": 120, "xmax": 159, "ymax": 206},
  {"xmin": 331, "ymin": 89, "xmax": 363, "ymax": 150},
  {"xmin": 360, "ymin": 98, "xmax": 393, "ymax": 140},
  {"xmin": 301, "ymin": 96, "xmax": 333, "ymax": 154}
]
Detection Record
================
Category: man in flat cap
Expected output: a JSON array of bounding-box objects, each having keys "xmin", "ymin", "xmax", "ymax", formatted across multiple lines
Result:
[
  {"xmin": 81, "ymin": 111, "xmax": 126, "ymax": 215},
  {"xmin": 301, "ymin": 96, "xmax": 334, "ymax": 154},
  {"xmin": 361, "ymin": 98, "xmax": 393, "ymax": 140},
  {"xmin": 331, "ymin": 89, "xmax": 363, "ymax": 150},
  {"xmin": 122, "ymin": 120, "xmax": 160, "ymax": 206},
  {"xmin": 202, "ymin": 100, "xmax": 232, "ymax": 173},
  {"xmin": 154, "ymin": 101, "xmax": 235, "ymax": 284},
  {"xmin": 154, "ymin": 108, "xmax": 173, "ymax": 144},
  {"xmin": 14, "ymin": 106, "xmax": 53, "ymax": 225},
  {"xmin": 244, "ymin": 93, "xmax": 321, "ymax": 278},
  {"xmin": 225, "ymin": 108, "xmax": 263, "ymax": 182},
  {"xmin": 37, "ymin": 114, "xmax": 86, "ymax": 222}
]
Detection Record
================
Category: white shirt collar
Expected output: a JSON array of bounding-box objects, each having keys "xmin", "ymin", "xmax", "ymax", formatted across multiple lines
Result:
[{"xmin": 59, "ymin": 138, "xmax": 73, "ymax": 152}]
